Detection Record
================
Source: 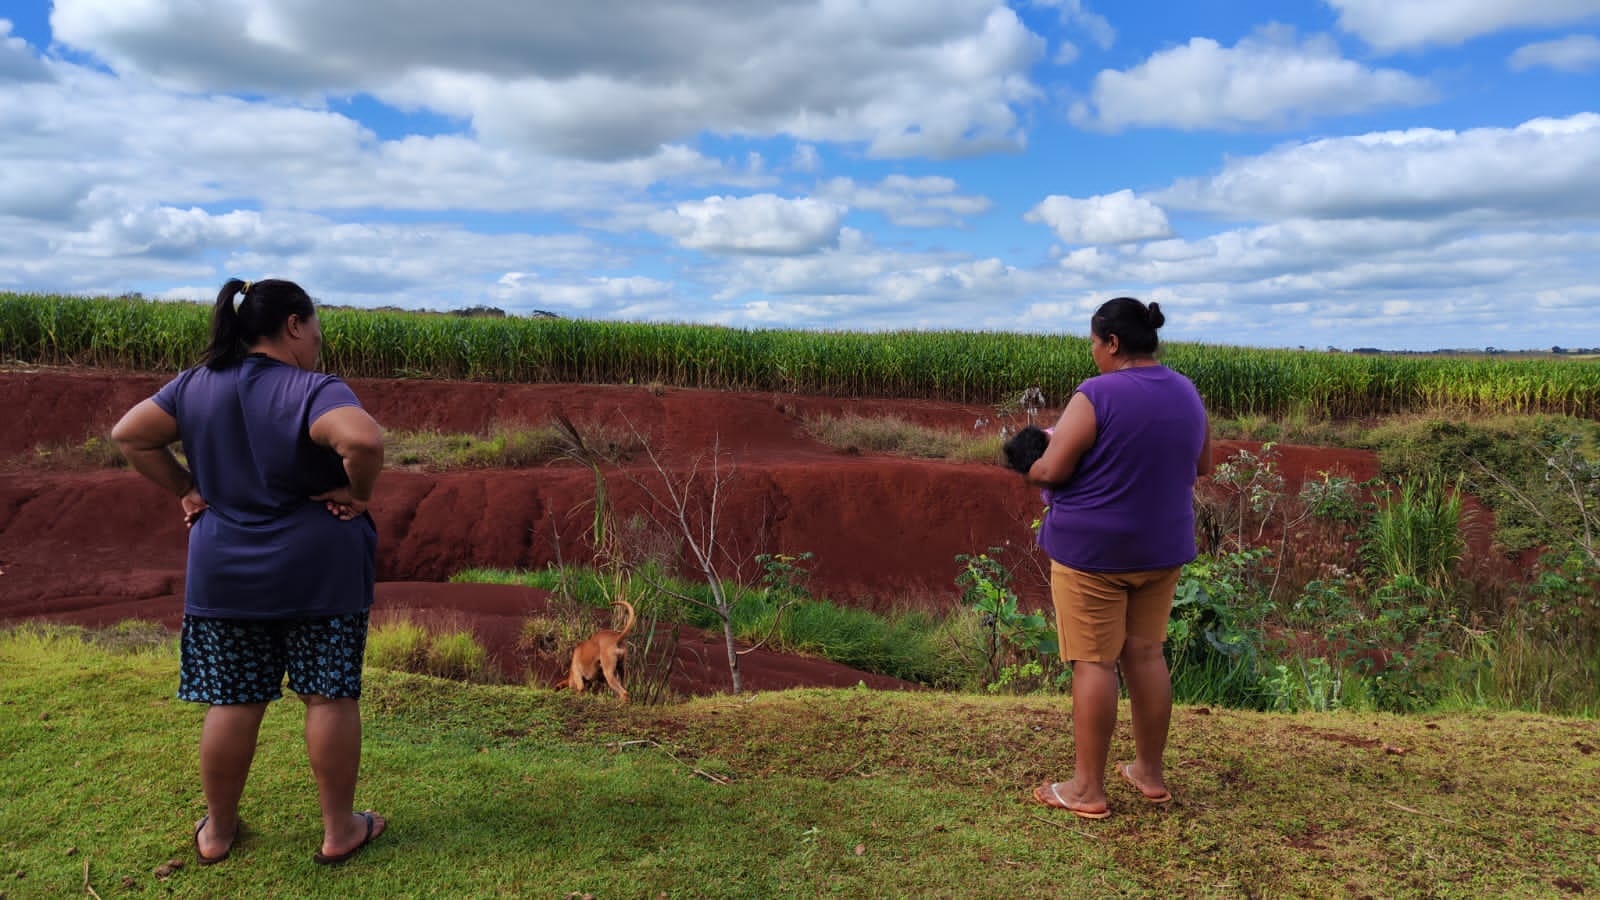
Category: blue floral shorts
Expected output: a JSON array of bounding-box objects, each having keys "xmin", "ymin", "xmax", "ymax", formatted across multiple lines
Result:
[{"xmin": 178, "ymin": 612, "xmax": 370, "ymax": 705}]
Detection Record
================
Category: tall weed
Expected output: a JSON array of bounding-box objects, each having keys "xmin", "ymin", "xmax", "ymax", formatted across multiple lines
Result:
[{"xmin": 1363, "ymin": 475, "xmax": 1464, "ymax": 590}]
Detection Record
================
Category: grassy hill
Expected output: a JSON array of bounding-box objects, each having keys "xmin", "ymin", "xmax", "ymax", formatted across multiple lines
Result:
[{"xmin": 3, "ymin": 626, "xmax": 1596, "ymax": 898}]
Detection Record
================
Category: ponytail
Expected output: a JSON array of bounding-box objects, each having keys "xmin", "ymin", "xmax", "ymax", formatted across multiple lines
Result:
[{"xmin": 200, "ymin": 278, "xmax": 315, "ymax": 370}]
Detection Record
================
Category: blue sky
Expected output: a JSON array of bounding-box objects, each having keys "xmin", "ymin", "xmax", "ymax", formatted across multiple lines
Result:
[{"xmin": 3, "ymin": 1, "xmax": 1599, "ymax": 350}]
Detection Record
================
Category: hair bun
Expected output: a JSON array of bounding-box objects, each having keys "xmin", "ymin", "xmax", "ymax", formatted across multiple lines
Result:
[{"xmin": 1145, "ymin": 301, "xmax": 1165, "ymax": 330}]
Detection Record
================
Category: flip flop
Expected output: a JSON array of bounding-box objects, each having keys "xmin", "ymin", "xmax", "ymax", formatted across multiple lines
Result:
[
  {"xmin": 1032, "ymin": 782, "xmax": 1111, "ymax": 820},
  {"xmin": 1117, "ymin": 763, "xmax": 1173, "ymax": 804},
  {"xmin": 313, "ymin": 811, "xmax": 383, "ymax": 865},
  {"xmin": 194, "ymin": 815, "xmax": 240, "ymax": 866}
]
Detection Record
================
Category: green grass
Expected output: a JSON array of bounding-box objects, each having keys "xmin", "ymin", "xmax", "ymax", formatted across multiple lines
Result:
[
  {"xmin": 3, "ymin": 625, "xmax": 1598, "ymax": 898},
  {"xmin": 452, "ymin": 565, "xmax": 974, "ymax": 688},
  {"xmin": 806, "ymin": 413, "xmax": 1001, "ymax": 462}
]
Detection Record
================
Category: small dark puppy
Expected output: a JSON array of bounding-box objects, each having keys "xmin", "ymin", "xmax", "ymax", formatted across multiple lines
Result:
[{"xmin": 1002, "ymin": 425, "xmax": 1050, "ymax": 475}]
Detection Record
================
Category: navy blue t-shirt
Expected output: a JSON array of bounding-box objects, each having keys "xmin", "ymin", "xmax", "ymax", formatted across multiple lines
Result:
[{"xmin": 153, "ymin": 355, "xmax": 377, "ymax": 619}]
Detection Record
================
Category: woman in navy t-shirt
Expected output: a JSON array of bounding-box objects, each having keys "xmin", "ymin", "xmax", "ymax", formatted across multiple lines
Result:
[
  {"xmin": 1024, "ymin": 296, "xmax": 1212, "ymax": 820},
  {"xmin": 113, "ymin": 278, "xmax": 388, "ymax": 865}
]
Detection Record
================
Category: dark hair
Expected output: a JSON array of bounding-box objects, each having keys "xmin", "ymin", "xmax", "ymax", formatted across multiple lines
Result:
[
  {"xmin": 1002, "ymin": 425, "xmax": 1050, "ymax": 474},
  {"xmin": 1090, "ymin": 296, "xmax": 1164, "ymax": 355},
  {"xmin": 201, "ymin": 278, "xmax": 315, "ymax": 370}
]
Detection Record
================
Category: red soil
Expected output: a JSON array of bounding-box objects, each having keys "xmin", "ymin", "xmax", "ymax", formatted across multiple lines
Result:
[{"xmin": 0, "ymin": 365, "xmax": 1510, "ymax": 694}]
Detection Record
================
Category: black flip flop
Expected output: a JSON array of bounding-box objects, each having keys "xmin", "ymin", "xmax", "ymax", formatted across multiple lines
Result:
[
  {"xmin": 194, "ymin": 815, "xmax": 240, "ymax": 866},
  {"xmin": 313, "ymin": 811, "xmax": 381, "ymax": 865}
]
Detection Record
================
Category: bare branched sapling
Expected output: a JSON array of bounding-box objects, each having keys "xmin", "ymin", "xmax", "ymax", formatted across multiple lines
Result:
[{"xmin": 626, "ymin": 433, "xmax": 750, "ymax": 694}]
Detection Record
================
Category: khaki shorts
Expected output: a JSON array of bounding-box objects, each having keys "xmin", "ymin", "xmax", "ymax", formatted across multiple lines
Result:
[{"xmin": 1050, "ymin": 561, "xmax": 1182, "ymax": 663}]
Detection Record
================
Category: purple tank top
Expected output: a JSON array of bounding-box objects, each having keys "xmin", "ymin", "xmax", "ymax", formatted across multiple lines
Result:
[{"xmin": 1037, "ymin": 366, "xmax": 1206, "ymax": 572}]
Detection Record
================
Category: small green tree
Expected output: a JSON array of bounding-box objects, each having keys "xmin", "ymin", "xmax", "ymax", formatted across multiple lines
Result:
[{"xmin": 954, "ymin": 549, "xmax": 1058, "ymax": 690}]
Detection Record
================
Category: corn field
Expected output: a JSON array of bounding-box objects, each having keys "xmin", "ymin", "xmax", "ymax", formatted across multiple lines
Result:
[{"xmin": 3, "ymin": 292, "xmax": 1597, "ymax": 419}]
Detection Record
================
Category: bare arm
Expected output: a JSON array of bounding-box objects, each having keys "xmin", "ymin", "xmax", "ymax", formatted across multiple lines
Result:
[
  {"xmin": 1196, "ymin": 409, "xmax": 1213, "ymax": 478},
  {"xmin": 309, "ymin": 406, "xmax": 384, "ymax": 517},
  {"xmin": 111, "ymin": 399, "xmax": 207, "ymax": 523},
  {"xmin": 1027, "ymin": 392, "xmax": 1097, "ymax": 487}
]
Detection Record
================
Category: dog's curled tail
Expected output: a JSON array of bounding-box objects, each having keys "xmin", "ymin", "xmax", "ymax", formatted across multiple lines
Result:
[{"xmin": 613, "ymin": 600, "xmax": 637, "ymax": 640}]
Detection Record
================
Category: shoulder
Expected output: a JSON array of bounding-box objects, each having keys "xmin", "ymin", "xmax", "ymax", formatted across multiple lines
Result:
[
  {"xmin": 1156, "ymin": 365, "xmax": 1202, "ymax": 394},
  {"xmin": 1075, "ymin": 372, "xmax": 1112, "ymax": 394},
  {"xmin": 156, "ymin": 364, "xmax": 215, "ymax": 399},
  {"xmin": 251, "ymin": 359, "xmax": 340, "ymax": 390}
]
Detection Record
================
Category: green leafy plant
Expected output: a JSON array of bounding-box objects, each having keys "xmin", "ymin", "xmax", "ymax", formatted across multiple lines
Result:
[
  {"xmin": 1168, "ymin": 550, "xmax": 1272, "ymax": 708},
  {"xmin": 1299, "ymin": 471, "xmax": 1364, "ymax": 522},
  {"xmin": 1211, "ymin": 442, "xmax": 1286, "ymax": 549},
  {"xmin": 1264, "ymin": 656, "xmax": 1345, "ymax": 713},
  {"xmin": 756, "ymin": 551, "xmax": 815, "ymax": 599},
  {"xmin": 954, "ymin": 549, "xmax": 1058, "ymax": 691}
]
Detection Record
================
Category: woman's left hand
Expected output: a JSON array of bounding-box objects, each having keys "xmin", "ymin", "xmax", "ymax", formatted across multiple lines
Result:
[{"xmin": 181, "ymin": 487, "xmax": 208, "ymax": 528}]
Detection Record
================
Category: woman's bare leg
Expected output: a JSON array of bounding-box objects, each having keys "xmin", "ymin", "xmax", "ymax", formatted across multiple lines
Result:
[
  {"xmin": 1118, "ymin": 634, "xmax": 1172, "ymax": 797},
  {"xmin": 302, "ymin": 695, "xmax": 384, "ymax": 857},
  {"xmin": 197, "ymin": 703, "xmax": 268, "ymax": 857}
]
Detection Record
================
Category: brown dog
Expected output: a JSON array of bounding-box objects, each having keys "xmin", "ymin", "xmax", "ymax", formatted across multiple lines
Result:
[{"xmin": 565, "ymin": 600, "xmax": 636, "ymax": 702}]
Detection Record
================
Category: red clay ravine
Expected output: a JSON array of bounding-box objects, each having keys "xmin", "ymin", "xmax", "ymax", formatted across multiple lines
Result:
[{"xmin": 3, "ymin": 366, "xmax": 1486, "ymax": 694}]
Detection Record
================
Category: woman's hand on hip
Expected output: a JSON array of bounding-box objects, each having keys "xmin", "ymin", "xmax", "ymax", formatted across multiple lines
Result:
[
  {"xmin": 311, "ymin": 487, "xmax": 369, "ymax": 521},
  {"xmin": 181, "ymin": 488, "xmax": 208, "ymax": 528}
]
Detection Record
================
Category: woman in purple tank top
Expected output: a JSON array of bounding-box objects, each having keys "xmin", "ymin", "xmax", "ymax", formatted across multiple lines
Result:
[
  {"xmin": 1023, "ymin": 297, "xmax": 1213, "ymax": 819},
  {"xmin": 112, "ymin": 278, "xmax": 388, "ymax": 865}
]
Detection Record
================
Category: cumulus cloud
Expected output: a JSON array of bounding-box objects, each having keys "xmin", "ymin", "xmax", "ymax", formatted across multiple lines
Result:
[
  {"xmin": 1509, "ymin": 33, "xmax": 1600, "ymax": 70},
  {"xmin": 1025, "ymin": 190, "xmax": 1173, "ymax": 245},
  {"xmin": 1031, "ymin": 0, "xmax": 1115, "ymax": 49},
  {"xmin": 0, "ymin": 60, "xmax": 754, "ymax": 227},
  {"xmin": 790, "ymin": 145, "xmax": 822, "ymax": 174},
  {"xmin": 1041, "ymin": 221, "xmax": 1600, "ymax": 347},
  {"xmin": 490, "ymin": 273, "xmax": 675, "ymax": 315},
  {"xmin": 1326, "ymin": 0, "xmax": 1600, "ymax": 52},
  {"xmin": 0, "ymin": 20, "xmax": 50, "ymax": 82},
  {"xmin": 711, "ymin": 240, "xmax": 1048, "ymax": 330},
  {"xmin": 649, "ymin": 195, "xmax": 844, "ymax": 255},
  {"xmin": 3, "ymin": 198, "xmax": 617, "ymax": 303},
  {"xmin": 50, "ymin": 0, "xmax": 1046, "ymax": 160},
  {"xmin": 1159, "ymin": 113, "xmax": 1600, "ymax": 221},
  {"xmin": 816, "ymin": 175, "xmax": 991, "ymax": 228},
  {"xmin": 1072, "ymin": 26, "xmax": 1433, "ymax": 132}
]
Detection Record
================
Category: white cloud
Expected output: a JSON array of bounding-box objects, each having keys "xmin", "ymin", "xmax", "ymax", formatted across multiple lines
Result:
[
  {"xmin": 0, "ymin": 60, "xmax": 752, "ymax": 226},
  {"xmin": 1031, "ymin": 0, "xmax": 1115, "ymax": 49},
  {"xmin": 2, "ymin": 200, "xmax": 617, "ymax": 302},
  {"xmin": 698, "ymin": 227, "xmax": 1057, "ymax": 328},
  {"xmin": 1159, "ymin": 113, "xmax": 1600, "ymax": 221},
  {"xmin": 1025, "ymin": 190, "xmax": 1172, "ymax": 245},
  {"xmin": 1072, "ymin": 26, "xmax": 1433, "ymax": 132},
  {"xmin": 1037, "ymin": 219, "xmax": 1600, "ymax": 347},
  {"xmin": 817, "ymin": 175, "xmax": 992, "ymax": 227},
  {"xmin": 50, "ymin": 0, "xmax": 1047, "ymax": 160},
  {"xmin": 649, "ymin": 195, "xmax": 844, "ymax": 255},
  {"xmin": 490, "ymin": 273, "xmax": 675, "ymax": 315},
  {"xmin": 1326, "ymin": 0, "xmax": 1600, "ymax": 51},
  {"xmin": 1509, "ymin": 33, "xmax": 1600, "ymax": 70},
  {"xmin": 790, "ymin": 145, "xmax": 822, "ymax": 174},
  {"xmin": 0, "ymin": 20, "xmax": 50, "ymax": 82}
]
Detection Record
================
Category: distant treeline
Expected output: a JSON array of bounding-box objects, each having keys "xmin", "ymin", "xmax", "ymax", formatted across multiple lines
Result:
[{"xmin": 3, "ymin": 292, "xmax": 1597, "ymax": 419}]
